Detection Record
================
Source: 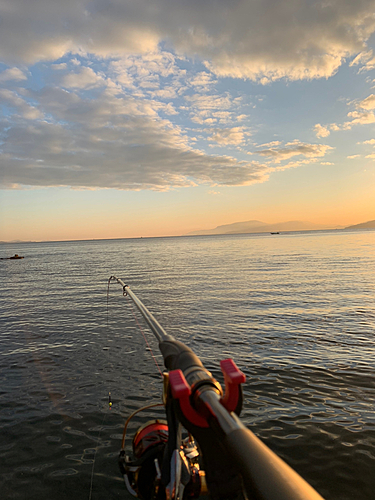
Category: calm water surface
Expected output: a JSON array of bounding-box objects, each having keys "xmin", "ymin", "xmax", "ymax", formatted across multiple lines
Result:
[{"xmin": 0, "ymin": 231, "xmax": 374, "ymax": 499}]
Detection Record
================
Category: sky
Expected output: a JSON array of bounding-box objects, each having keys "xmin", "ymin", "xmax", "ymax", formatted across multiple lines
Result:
[{"xmin": 1, "ymin": 0, "xmax": 375, "ymax": 242}]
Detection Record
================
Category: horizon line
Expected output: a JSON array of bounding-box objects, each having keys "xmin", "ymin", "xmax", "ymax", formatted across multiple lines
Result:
[{"xmin": 1, "ymin": 226, "xmax": 373, "ymax": 245}]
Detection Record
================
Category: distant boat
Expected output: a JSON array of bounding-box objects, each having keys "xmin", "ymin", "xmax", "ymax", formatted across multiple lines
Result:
[
  {"xmin": 0, "ymin": 254, "xmax": 24, "ymax": 260},
  {"xmin": 270, "ymin": 232, "xmax": 280, "ymax": 235}
]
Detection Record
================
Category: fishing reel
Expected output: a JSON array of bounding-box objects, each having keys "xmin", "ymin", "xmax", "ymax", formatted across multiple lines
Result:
[
  {"xmin": 119, "ymin": 358, "xmax": 246, "ymax": 500},
  {"xmin": 119, "ymin": 418, "xmax": 168, "ymax": 500},
  {"xmin": 119, "ymin": 369, "xmax": 209, "ymax": 500},
  {"xmin": 119, "ymin": 415, "xmax": 207, "ymax": 500}
]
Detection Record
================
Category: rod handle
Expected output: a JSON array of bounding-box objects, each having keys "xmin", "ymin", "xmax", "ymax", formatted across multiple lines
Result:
[
  {"xmin": 159, "ymin": 339, "xmax": 204, "ymax": 373},
  {"xmin": 224, "ymin": 426, "xmax": 325, "ymax": 500}
]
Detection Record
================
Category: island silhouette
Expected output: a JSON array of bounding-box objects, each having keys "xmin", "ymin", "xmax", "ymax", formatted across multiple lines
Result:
[{"xmin": 187, "ymin": 219, "xmax": 375, "ymax": 236}]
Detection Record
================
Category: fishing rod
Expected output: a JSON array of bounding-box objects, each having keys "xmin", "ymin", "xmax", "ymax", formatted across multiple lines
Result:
[{"xmin": 109, "ymin": 276, "xmax": 325, "ymax": 500}]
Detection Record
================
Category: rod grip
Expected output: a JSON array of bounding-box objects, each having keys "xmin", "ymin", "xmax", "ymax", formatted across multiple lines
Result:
[
  {"xmin": 159, "ymin": 339, "xmax": 204, "ymax": 372},
  {"xmin": 224, "ymin": 426, "xmax": 325, "ymax": 500}
]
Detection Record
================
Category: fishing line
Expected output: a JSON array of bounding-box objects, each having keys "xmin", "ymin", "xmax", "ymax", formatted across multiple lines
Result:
[
  {"xmin": 88, "ymin": 395, "xmax": 111, "ymax": 500},
  {"xmin": 88, "ymin": 279, "xmax": 118, "ymax": 499},
  {"xmin": 88, "ymin": 294, "xmax": 115, "ymax": 500},
  {"xmin": 106, "ymin": 278, "xmax": 111, "ymax": 329}
]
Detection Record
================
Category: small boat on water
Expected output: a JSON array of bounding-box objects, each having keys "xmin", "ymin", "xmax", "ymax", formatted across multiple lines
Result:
[
  {"xmin": 270, "ymin": 232, "xmax": 280, "ymax": 235},
  {"xmin": 0, "ymin": 254, "xmax": 24, "ymax": 260}
]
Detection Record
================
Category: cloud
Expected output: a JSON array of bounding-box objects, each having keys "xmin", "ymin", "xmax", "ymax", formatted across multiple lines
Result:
[
  {"xmin": 207, "ymin": 127, "xmax": 247, "ymax": 145},
  {"xmin": 256, "ymin": 141, "xmax": 281, "ymax": 148},
  {"xmin": 185, "ymin": 94, "xmax": 234, "ymax": 112},
  {"xmin": 1, "ymin": 1, "xmax": 375, "ymax": 83},
  {"xmin": 347, "ymin": 154, "xmax": 360, "ymax": 159},
  {"xmin": 365, "ymin": 153, "xmax": 375, "ymax": 159},
  {"xmin": 51, "ymin": 63, "xmax": 67, "ymax": 70},
  {"xmin": 0, "ymin": 67, "xmax": 27, "ymax": 82},
  {"xmin": 109, "ymin": 51, "xmax": 187, "ymax": 102},
  {"xmin": 256, "ymin": 140, "xmax": 333, "ymax": 164},
  {"xmin": 357, "ymin": 94, "xmax": 375, "ymax": 110},
  {"xmin": 326, "ymin": 94, "xmax": 375, "ymax": 130},
  {"xmin": 314, "ymin": 123, "xmax": 330, "ymax": 138},
  {"xmin": 271, "ymin": 157, "xmax": 322, "ymax": 172},
  {"xmin": 0, "ymin": 71, "xmax": 334, "ymax": 191},
  {"xmin": 349, "ymin": 50, "xmax": 375, "ymax": 72},
  {"xmin": 184, "ymin": 93, "xmax": 244, "ymax": 125},
  {"xmin": 62, "ymin": 67, "xmax": 106, "ymax": 89},
  {"xmin": 1, "ymin": 3, "xmax": 371, "ymax": 195},
  {"xmin": 212, "ymin": 112, "xmax": 233, "ymax": 124},
  {"xmin": 0, "ymin": 89, "xmax": 43, "ymax": 119},
  {"xmin": 330, "ymin": 123, "xmax": 340, "ymax": 131},
  {"xmin": 344, "ymin": 110, "xmax": 375, "ymax": 128},
  {"xmin": 358, "ymin": 139, "xmax": 375, "ymax": 144},
  {"xmin": 0, "ymin": 85, "xmax": 269, "ymax": 190},
  {"xmin": 350, "ymin": 50, "xmax": 373, "ymax": 67},
  {"xmin": 189, "ymin": 72, "xmax": 217, "ymax": 91}
]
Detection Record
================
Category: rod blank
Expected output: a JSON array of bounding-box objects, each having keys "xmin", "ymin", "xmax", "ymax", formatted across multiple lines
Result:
[{"xmin": 108, "ymin": 276, "xmax": 170, "ymax": 342}]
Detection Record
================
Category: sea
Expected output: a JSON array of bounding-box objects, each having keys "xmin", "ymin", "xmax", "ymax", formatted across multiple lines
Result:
[{"xmin": 0, "ymin": 230, "xmax": 374, "ymax": 500}]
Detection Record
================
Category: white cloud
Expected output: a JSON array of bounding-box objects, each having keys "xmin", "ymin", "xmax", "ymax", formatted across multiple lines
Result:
[
  {"xmin": 347, "ymin": 154, "xmax": 360, "ymax": 159},
  {"xmin": 1, "ymin": 77, "xmax": 328, "ymax": 191},
  {"xmin": 365, "ymin": 153, "xmax": 375, "ymax": 158},
  {"xmin": 0, "ymin": 85, "xmax": 269, "ymax": 190},
  {"xmin": 326, "ymin": 94, "xmax": 375, "ymax": 130},
  {"xmin": 150, "ymin": 88, "xmax": 178, "ymax": 99},
  {"xmin": 109, "ymin": 51, "xmax": 187, "ymax": 102},
  {"xmin": 1, "ymin": 1, "xmax": 375, "ymax": 83},
  {"xmin": 51, "ymin": 63, "xmax": 67, "ymax": 70},
  {"xmin": 344, "ymin": 110, "xmax": 375, "ymax": 128},
  {"xmin": 256, "ymin": 141, "xmax": 281, "ymax": 148},
  {"xmin": 0, "ymin": 89, "xmax": 43, "ymax": 119},
  {"xmin": 185, "ymin": 94, "xmax": 234, "ymax": 111},
  {"xmin": 189, "ymin": 72, "xmax": 217, "ymax": 90},
  {"xmin": 62, "ymin": 67, "xmax": 105, "ymax": 89},
  {"xmin": 256, "ymin": 140, "xmax": 333, "ymax": 164},
  {"xmin": 357, "ymin": 94, "xmax": 375, "ymax": 110},
  {"xmin": 207, "ymin": 127, "xmax": 246, "ymax": 146},
  {"xmin": 350, "ymin": 50, "xmax": 373, "ymax": 67},
  {"xmin": 359, "ymin": 139, "xmax": 375, "ymax": 144},
  {"xmin": 0, "ymin": 67, "xmax": 27, "ymax": 82},
  {"xmin": 314, "ymin": 123, "xmax": 330, "ymax": 138},
  {"xmin": 350, "ymin": 50, "xmax": 375, "ymax": 72},
  {"xmin": 2, "ymin": 2, "xmax": 374, "ymax": 196},
  {"xmin": 271, "ymin": 157, "xmax": 321, "ymax": 172},
  {"xmin": 184, "ymin": 93, "xmax": 244, "ymax": 126},
  {"xmin": 212, "ymin": 112, "xmax": 231, "ymax": 119}
]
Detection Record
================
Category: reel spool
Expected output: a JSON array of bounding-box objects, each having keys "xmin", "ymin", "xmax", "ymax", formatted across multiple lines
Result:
[
  {"xmin": 119, "ymin": 417, "xmax": 207, "ymax": 500},
  {"xmin": 119, "ymin": 419, "xmax": 168, "ymax": 500},
  {"xmin": 133, "ymin": 420, "xmax": 169, "ymax": 459}
]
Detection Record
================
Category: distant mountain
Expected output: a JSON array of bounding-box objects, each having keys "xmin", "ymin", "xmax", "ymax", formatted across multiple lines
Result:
[
  {"xmin": 188, "ymin": 220, "xmax": 265, "ymax": 236},
  {"xmin": 187, "ymin": 220, "xmax": 334, "ymax": 236},
  {"xmin": 345, "ymin": 220, "xmax": 375, "ymax": 230}
]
